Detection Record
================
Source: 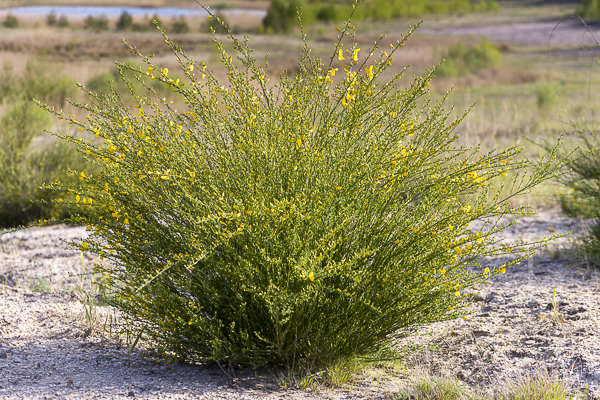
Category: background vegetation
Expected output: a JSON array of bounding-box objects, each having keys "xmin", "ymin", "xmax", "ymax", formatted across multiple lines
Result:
[{"xmin": 0, "ymin": 61, "xmax": 87, "ymax": 228}]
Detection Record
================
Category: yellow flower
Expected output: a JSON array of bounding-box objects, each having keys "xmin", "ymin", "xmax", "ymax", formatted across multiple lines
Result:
[
  {"xmin": 352, "ymin": 48, "xmax": 360, "ymax": 61},
  {"xmin": 308, "ymin": 271, "xmax": 315, "ymax": 281},
  {"xmin": 365, "ymin": 65, "xmax": 374, "ymax": 81},
  {"xmin": 338, "ymin": 49, "xmax": 345, "ymax": 61},
  {"xmin": 147, "ymin": 67, "xmax": 154, "ymax": 73},
  {"xmin": 162, "ymin": 68, "xmax": 168, "ymax": 75}
]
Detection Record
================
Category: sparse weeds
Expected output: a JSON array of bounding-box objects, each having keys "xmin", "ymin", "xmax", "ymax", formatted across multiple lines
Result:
[
  {"xmin": 549, "ymin": 288, "xmax": 565, "ymax": 325},
  {"xmin": 493, "ymin": 370, "xmax": 585, "ymax": 400},
  {"xmin": 28, "ymin": 277, "xmax": 51, "ymax": 292},
  {"xmin": 391, "ymin": 369, "xmax": 586, "ymax": 400},
  {"xmin": 397, "ymin": 372, "xmax": 472, "ymax": 400}
]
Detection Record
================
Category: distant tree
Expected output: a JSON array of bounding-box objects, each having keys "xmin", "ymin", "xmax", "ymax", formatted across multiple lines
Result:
[
  {"xmin": 171, "ymin": 15, "xmax": 190, "ymax": 33},
  {"xmin": 46, "ymin": 11, "xmax": 57, "ymax": 26},
  {"xmin": 57, "ymin": 15, "xmax": 69, "ymax": 27},
  {"xmin": 3, "ymin": 13, "xmax": 19, "ymax": 29},
  {"xmin": 262, "ymin": 0, "xmax": 302, "ymax": 33},
  {"xmin": 116, "ymin": 10, "xmax": 133, "ymax": 31}
]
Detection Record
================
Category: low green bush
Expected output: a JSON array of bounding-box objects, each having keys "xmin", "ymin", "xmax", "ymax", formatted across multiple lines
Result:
[
  {"xmin": 579, "ymin": 0, "xmax": 600, "ymax": 21},
  {"xmin": 171, "ymin": 16, "xmax": 190, "ymax": 34},
  {"xmin": 38, "ymin": 6, "xmax": 565, "ymax": 374},
  {"xmin": 57, "ymin": 15, "xmax": 69, "ymax": 28},
  {"xmin": 46, "ymin": 12, "xmax": 57, "ymax": 26},
  {"xmin": 436, "ymin": 38, "xmax": 501, "ymax": 77},
  {"xmin": 116, "ymin": 11, "xmax": 134, "ymax": 31},
  {"xmin": 261, "ymin": 0, "xmax": 303, "ymax": 33},
  {"xmin": 84, "ymin": 15, "xmax": 109, "ymax": 32},
  {"xmin": 3, "ymin": 13, "xmax": 18, "ymax": 29}
]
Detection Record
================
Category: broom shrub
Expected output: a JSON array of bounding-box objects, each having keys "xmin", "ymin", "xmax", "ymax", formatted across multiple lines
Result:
[{"xmin": 37, "ymin": 7, "xmax": 566, "ymax": 373}]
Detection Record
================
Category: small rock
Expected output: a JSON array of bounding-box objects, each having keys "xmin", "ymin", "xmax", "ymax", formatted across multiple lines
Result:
[
  {"xmin": 0, "ymin": 350, "xmax": 7, "ymax": 359},
  {"xmin": 471, "ymin": 294, "xmax": 485, "ymax": 302},
  {"xmin": 127, "ymin": 390, "xmax": 135, "ymax": 397}
]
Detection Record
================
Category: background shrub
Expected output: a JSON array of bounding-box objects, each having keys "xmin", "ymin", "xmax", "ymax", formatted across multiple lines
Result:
[
  {"xmin": 170, "ymin": 15, "xmax": 190, "ymax": 34},
  {"xmin": 261, "ymin": 0, "xmax": 303, "ymax": 33},
  {"xmin": 46, "ymin": 12, "xmax": 57, "ymax": 26},
  {"xmin": 0, "ymin": 61, "xmax": 85, "ymax": 228},
  {"xmin": 579, "ymin": 0, "xmax": 600, "ymax": 20},
  {"xmin": 40, "ymin": 13, "xmax": 565, "ymax": 374},
  {"xmin": 436, "ymin": 38, "xmax": 501, "ymax": 77},
  {"xmin": 84, "ymin": 15, "xmax": 109, "ymax": 32},
  {"xmin": 3, "ymin": 13, "xmax": 19, "ymax": 29},
  {"xmin": 57, "ymin": 14, "xmax": 69, "ymax": 28},
  {"xmin": 116, "ymin": 11, "xmax": 134, "ymax": 31}
]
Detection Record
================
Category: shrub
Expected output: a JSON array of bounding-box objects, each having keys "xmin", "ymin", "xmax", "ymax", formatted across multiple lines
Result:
[
  {"xmin": 0, "ymin": 61, "xmax": 83, "ymax": 228},
  {"xmin": 46, "ymin": 12, "xmax": 57, "ymax": 26},
  {"xmin": 84, "ymin": 15, "xmax": 109, "ymax": 32},
  {"xmin": 3, "ymin": 13, "xmax": 19, "ymax": 29},
  {"xmin": 436, "ymin": 38, "xmax": 501, "ymax": 77},
  {"xmin": 57, "ymin": 15, "xmax": 69, "ymax": 28},
  {"xmin": 116, "ymin": 11, "xmax": 134, "ymax": 31},
  {"xmin": 260, "ymin": 0, "xmax": 499, "ymax": 29},
  {"xmin": 170, "ymin": 15, "xmax": 190, "ymax": 34},
  {"xmin": 261, "ymin": 0, "xmax": 302, "ymax": 33},
  {"xmin": 38, "ymin": 8, "xmax": 565, "ymax": 374},
  {"xmin": 579, "ymin": 0, "xmax": 600, "ymax": 20},
  {"xmin": 536, "ymin": 82, "xmax": 558, "ymax": 110},
  {"xmin": 316, "ymin": 5, "xmax": 339, "ymax": 22}
]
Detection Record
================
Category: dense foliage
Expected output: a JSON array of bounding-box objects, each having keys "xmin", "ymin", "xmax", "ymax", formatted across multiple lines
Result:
[{"xmin": 38, "ymin": 7, "xmax": 564, "ymax": 373}]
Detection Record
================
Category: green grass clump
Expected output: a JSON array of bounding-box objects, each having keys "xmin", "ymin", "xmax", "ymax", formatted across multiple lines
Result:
[
  {"xmin": 38, "ymin": 5, "xmax": 565, "ymax": 374},
  {"xmin": 436, "ymin": 39, "xmax": 501, "ymax": 77}
]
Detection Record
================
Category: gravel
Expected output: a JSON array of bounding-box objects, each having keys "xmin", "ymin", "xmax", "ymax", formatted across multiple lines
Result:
[{"xmin": 0, "ymin": 210, "xmax": 599, "ymax": 399}]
